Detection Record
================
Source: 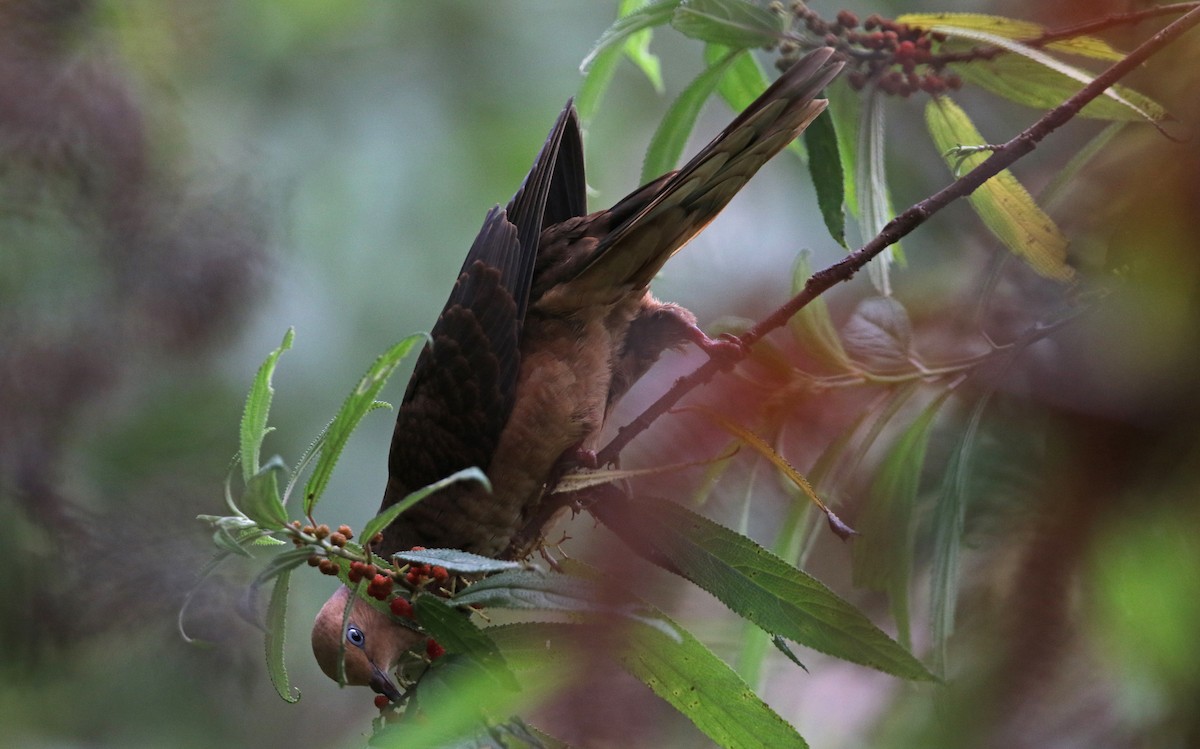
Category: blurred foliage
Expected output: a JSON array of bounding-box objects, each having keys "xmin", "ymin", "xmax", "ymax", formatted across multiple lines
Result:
[{"xmin": 2, "ymin": 0, "xmax": 1200, "ymax": 747}]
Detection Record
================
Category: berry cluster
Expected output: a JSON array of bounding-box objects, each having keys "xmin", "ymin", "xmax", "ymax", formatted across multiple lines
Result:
[{"xmin": 777, "ymin": 5, "xmax": 985, "ymax": 98}]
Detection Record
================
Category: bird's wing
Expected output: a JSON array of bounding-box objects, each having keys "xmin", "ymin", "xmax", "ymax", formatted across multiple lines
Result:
[
  {"xmin": 378, "ymin": 100, "xmax": 582, "ymax": 525},
  {"xmin": 565, "ymin": 48, "xmax": 843, "ymax": 298}
]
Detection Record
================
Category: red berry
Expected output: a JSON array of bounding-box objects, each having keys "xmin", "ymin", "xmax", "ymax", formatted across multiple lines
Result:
[
  {"xmin": 389, "ymin": 597, "xmax": 414, "ymax": 619},
  {"xmin": 337, "ymin": 525, "xmax": 354, "ymax": 539},
  {"xmin": 306, "ymin": 555, "xmax": 321, "ymax": 567},
  {"xmin": 374, "ymin": 694, "xmax": 390, "ymax": 709},
  {"xmin": 426, "ymin": 639, "xmax": 445, "ymax": 660},
  {"xmin": 318, "ymin": 559, "xmax": 339, "ymax": 576},
  {"xmin": 431, "ymin": 566, "xmax": 449, "ymax": 583},
  {"xmin": 836, "ymin": 10, "xmax": 858, "ymax": 29}
]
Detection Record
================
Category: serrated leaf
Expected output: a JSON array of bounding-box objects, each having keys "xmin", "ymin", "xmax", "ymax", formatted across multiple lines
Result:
[
  {"xmin": 641, "ymin": 48, "xmax": 744, "ymax": 184},
  {"xmin": 623, "ymin": 616, "xmax": 807, "ymax": 749},
  {"xmin": 241, "ymin": 456, "xmax": 289, "ymax": 530},
  {"xmin": 492, "ymin": 619, "xmax": 808, "ymax": 749},
  {"xmin": 926, "ymin": 97, "xmax": 1073, "ymax": 282},
  {"xmin": 852, "ymin": 391, "xmax": 953, "ymax": 649},
  {"xmin": 393, "ymin": 548, "xmax": 522, "ymax": 575},
  {"xmin": 594, "ymin": 494, "xmax": 934, "ymax": 681},
  {"xmin": 414, "ymin": 594, "xmax": 518, "ymax": 691},
  {"xmin": 251, "ymin": 546, "xmax": 315, "ymax": 590},
  {"xmin": 361, "ymin": 466, "xmax": 490, "ymax": 544},
  {"xmin": 938, "ymin": 29, "xmax": 1166, "ymax": 124},
  {"xmin": 898, "ymin": 12, "xmax": 1124, "ymax": 60},
  {"xmin": 672, "ymin": 0, "xmax": 788, "ymax": 49},
  {"xmin": 303, "ymin": 333, "xmax": 426, "ymax": 515},
  {"xmin": 840, "ymin": 296, "xmax": 915, "ymax": 373},
  {"xmin": 580, "ymin": 0, "xmax": 679, "ymax": 74},
  {"xmin": 856, "ymin": 89, "xmax": 898, "ymax": 295},
  {"xmin": 264, "ymin": 569, "xmax": 300, "ymax": 703},
  {"xmin": 788, "ymin": 251, "xmax": 853, "ymax": 371},
  {"xmin": 805, "ymin": 109, "xmax": 846, "ymax": 247},
  {"xmin": 240, "ymin": 328, "xmax": 294, "ymax": 483}
]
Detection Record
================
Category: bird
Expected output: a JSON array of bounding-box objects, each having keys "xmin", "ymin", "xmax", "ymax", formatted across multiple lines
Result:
[{"xmin": 310, "ymin": 48, "xmax": 843, "ymax": 701}]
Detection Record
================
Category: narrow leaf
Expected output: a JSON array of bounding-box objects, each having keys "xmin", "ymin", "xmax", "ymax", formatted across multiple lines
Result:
[
  {"xmin": 826, "ymin": 79, "xmax": 860, "ymax": 217},
  {"xmin": 264, "ymin": 569, "xmax": 300, "ymax": 703},
  {"xmin": 856, "ymin": 89, "xmax": 898, "ymax": 295},
  {"xmin": 622, "ymin": 0, "xmax": 664, "ymax": 92},
  {"xmin": 623, "ymin": 615, "xmax": 808, "ymax": 749},
  {"xmin": 241, "ymin": 456, "xmax": 290, "ymax": 530},
  {"xmin": 593, "ymin": 494, "xmax": 934, "ymax": 680},
  {"xmin": 393, "ymin": 548, "xmax": 522, "ymax": 575},
  {"xmin": 580, "ymin": 0, "xmax": 679, "ymax": 73},
  {"xmin": 495, "ymin": 617, "xmax": 809, "ymax": 749},
  {"xmin": 926, "ymin": 97, "xmax": 1073, "ymax": 281},
  {"xmin": 303, "ymin": 333, "xmax": 426, "ymax": 515},
  {"xmin": 672, "ymin": 0, "xmax": 788, "ymax": 48},
  {"xmin": 641, "ymin": 49, "xmax": 744, "ymax": 184},
  {"xmin": 414, "ymin": 594, "xmax": 518, "ymax": 690},
  {"xmin": 805, "ymin": 109, "xmax": 846, "ymax": 246},
  {"xmin": 240, "ymin": 328, "xmax": 294, "ymax": 483},
  {"xmin": 361, "ymin": 466, "xmax": 490, "ymax": 544},
  {"xmin": 852, "ymin": 391, "xmax": 954, "ymax": 649},
  {"xmin": 898, "ymin": 12, "xmax": 1124, "ymax": 60},
  {"xmin": 936, "ymin": 28, "xmax": 1166, "ymax": 124}
]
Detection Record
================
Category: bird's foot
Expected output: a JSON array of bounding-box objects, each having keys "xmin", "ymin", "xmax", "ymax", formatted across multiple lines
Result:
[{"xmin": 688, "ymin": 327, "xmax": 748, "ymax": 366}]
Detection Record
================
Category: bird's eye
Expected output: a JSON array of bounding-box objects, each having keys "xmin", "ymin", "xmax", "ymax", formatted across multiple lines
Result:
[{"xmin": 346, "ymin": 626, "xmax": 365, "ymax": 648}]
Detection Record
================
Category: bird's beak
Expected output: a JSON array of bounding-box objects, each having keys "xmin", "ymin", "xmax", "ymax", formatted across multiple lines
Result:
[{"xmin": 369, "ymin": 665, "xmax": 403, "ymax": 703}]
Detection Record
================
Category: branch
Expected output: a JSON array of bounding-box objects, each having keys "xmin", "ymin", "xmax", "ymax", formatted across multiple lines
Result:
[{"xmin": 595, "ymin": 7, "xmax": 1200, "ymax": 467}]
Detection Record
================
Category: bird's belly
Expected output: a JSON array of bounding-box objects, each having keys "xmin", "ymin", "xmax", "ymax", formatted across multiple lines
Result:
[{"xmin": 483, "ymin": 305, "xmax": 631, "ymax": 550}]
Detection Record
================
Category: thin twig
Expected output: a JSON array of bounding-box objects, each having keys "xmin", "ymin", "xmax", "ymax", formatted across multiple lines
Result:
[{"xmin": 595, "ymin": 7, "xmax": 1200, "ymax": 467}]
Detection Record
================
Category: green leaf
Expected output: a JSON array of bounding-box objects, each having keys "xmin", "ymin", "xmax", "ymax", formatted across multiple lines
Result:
[
  {"xmin": 825, "ymin": 79, "xmax": 860, "ymax": 218},
  {"xmin": 361, "ymin": 466, "xmax": 490, "ymax": 545},
  {"xmin": 898, "ymin": 12, "xmax": 1125, "ymax": 60},
  {"xmin": 623, "ymin": 617, "xmax": 806, "ymax": 749},
  {"xmin": 641, "ymin": 49, "xmax": 744, "ymax": 184},
  {"xmin": 414, "ymin": 594, "xmax": 518, "ymax": 691},
  {"xmin": 491, "ymin": 620, "xmax": 808, "ymax": 749},
  {"xmin": 580, "ymin": 0, "xmax": 679, "ymax": 74},
  {"xmin": 595, "ymin": 495, "xmax": 935, "ymax": 680},
  {"xmin": 805, "ymin": 109, "xmax": 845, "ymax": 247},
  {"xmin": 371, "ymin": 653, "xmax": 551, "ymax": 749},
  {"xmin": 929, "ymin": 396, "xmax": 987, "ymax": 674},
  {"xmin": 251, "ymin": 546, "xmax": 315, "ymax": 590},
  {"xmin": 240, "ymin": 328, "xmax": 294, "ymax": 483},
  {"xmin": 938, "ymin": 31, "xmax": 1166, "ymax": 123},
  {"xmin": 393, "ymin": 548, "xmax": 522, "ymax": 575},
  {"xmin": 671, "ymin": 0, "xmax": 788, "ymax": 49},
  {"xmin": 788, "ymin": 251, "xmax": 852, "ymax": 372},
  {"xmin": 578, "ymin": 0, "xmax": 673, "ymax": 122},
  {"xmin": 264, "ymin": 569, "xmax": 300, "ymax": 703},
  {"xmin": 852, "ymin": 391, "xmax": 954, "ymax": 649},
  {"xmin": 622, "ymin": 0, "xmax": 664, "ymax": 93},
  {"xmin": 856, "ymin": 89, "xmax": 898, "ymax": 295},
  {"xmin": 925, "ymin": 96, "xmax": 1073, "ymax": 282},
  {"xmin": 303, "ymin": 333, "xmax": 426, "ymax": 515},
  {"xmin": 240, "ymin": 456, "xmax": 289, "ymax": 530}
]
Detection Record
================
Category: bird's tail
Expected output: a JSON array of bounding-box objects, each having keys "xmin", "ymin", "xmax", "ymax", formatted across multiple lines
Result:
[{"xmin": 569, "ymin": 47, "xmax": 843, "ymax": 296}]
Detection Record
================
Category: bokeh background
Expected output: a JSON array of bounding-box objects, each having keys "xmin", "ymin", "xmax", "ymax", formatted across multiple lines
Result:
[{"xmin": 2, "ymin": 1, "xmax": 1199, "ymax": 747}]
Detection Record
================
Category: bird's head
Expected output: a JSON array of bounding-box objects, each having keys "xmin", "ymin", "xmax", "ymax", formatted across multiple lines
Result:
[{"xmin": 310, "ymin": 586, "xmax": 422, "ymax": 702}]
